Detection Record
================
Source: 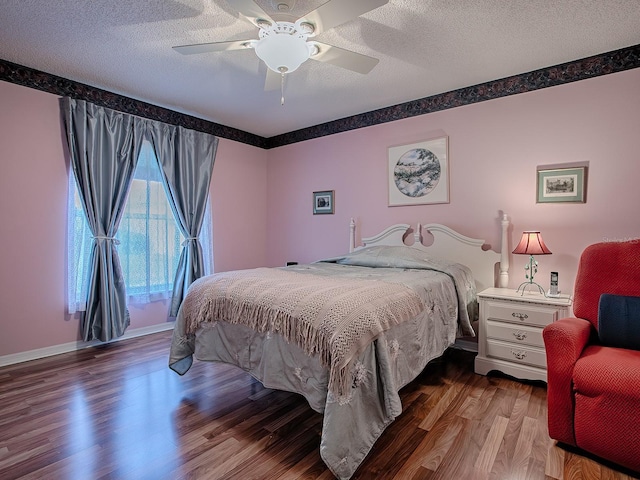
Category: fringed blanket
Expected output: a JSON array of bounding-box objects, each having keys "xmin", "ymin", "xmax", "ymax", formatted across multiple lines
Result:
[{"xmin": 180, "ymin": 267, "xmax": 425, "ymax": 396}]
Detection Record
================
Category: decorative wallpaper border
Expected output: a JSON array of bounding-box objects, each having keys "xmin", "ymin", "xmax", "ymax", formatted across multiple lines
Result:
[
  {"xmin": 268, "ymin": 44, "xmax": 640, "ymax": 148},
  {"xmin": 1, "ymin": 43, "xmax": 639, "ymax": 150},
  {"xmin": 0, "ymin": 59, "xmax": 267, "ymax": 148}
]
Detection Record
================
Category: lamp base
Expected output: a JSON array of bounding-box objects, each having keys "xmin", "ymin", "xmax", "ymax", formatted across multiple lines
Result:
[{"xmin": 515, "ymin": 281, "xmax": 546, "ymax": 296}]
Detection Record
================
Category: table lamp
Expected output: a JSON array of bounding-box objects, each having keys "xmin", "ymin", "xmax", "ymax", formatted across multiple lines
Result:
[{"xmin": 512, "ymin": 231, "xmax": 552, "ymax": 295}]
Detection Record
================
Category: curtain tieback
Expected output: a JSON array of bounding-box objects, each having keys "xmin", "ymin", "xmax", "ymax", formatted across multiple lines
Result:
[
  {"xmin": 182, "ymin": 237, "xmax": 198, "ymax": 247},
  {"xmin": 93, "ymin": 235, "xmax": 121, "ymax": 245}
]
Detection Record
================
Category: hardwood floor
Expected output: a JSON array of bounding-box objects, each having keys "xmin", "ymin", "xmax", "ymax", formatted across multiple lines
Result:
[{"xmin": 0, "ymin": 331, "xmax": 637, "ymax": 480}]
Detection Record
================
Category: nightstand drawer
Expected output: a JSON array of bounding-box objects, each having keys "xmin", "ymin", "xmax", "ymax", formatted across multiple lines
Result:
[
  {"xmin": 486, "ymin": 302, "xmax": 558, "ymax": 328},
  {"xmin": 486, "ymin": 339, "xmax": 547, "ymax": 368},
  {"xmin": 485, "ymin": 320, "xmax": 544, "ymax": 348}
]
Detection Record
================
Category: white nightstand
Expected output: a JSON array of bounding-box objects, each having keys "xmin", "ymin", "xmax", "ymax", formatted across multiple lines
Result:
[{"xmin": 474, "ymin": 287, "xmax": 572, "ymax": 382}]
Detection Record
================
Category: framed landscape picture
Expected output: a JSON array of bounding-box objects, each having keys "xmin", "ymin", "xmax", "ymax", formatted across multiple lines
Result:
[
  {"xmin": 388, "ymin": 136, "xmax": 449, "ymax": 206},
  {"xmin": 537, "ymin": 166, "xmax": 587, "ymax": 203}
]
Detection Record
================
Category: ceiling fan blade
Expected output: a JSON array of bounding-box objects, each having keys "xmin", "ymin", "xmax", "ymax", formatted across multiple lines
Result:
[
  {"xmin": 310, "ymin": 42, "xmax": 379, "ymax": 74},
  {"xmin": 300, "ymin": 0, "xmax": 389, "ymax": 35},
  {"xmin": 227, "ymin": 0, "xmax": 275, "ymax": 27},
  {"xmin": 264, "ymin": 68, "xmax": 282, "ymax": 91},
  {"xmin": 173, "ymin": 40, "xmax": 254, "ymax": 55}
]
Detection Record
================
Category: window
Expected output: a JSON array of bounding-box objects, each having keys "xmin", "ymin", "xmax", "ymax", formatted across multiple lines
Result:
[{"xmin": 67, "ymin": 140, "xmax": 213, "ymax": 313}]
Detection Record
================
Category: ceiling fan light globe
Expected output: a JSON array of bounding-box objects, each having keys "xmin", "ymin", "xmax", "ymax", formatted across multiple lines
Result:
[{"xmin": 254, "ymin": 29, "xmax": 310, "ymax": 73}]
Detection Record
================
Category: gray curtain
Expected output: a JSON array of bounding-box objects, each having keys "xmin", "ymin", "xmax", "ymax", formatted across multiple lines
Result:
[
  {"xmin": 147, "ymin": 123, "xmax": 218, "ymax": 317},
  {"xmin": 62, "ymin": 98, "xmax": 145, "ymax": 341}
]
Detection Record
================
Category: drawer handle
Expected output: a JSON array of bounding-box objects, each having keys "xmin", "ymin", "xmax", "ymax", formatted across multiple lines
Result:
[
  {"xmin": 513, "ymin": 331, "xmax": 527, "ymax": 341},
  {"xmin": 511, "ymin": 350, "xmax": 527, "ymax": 360},
  {"xmin": 512, "ymin": 312, "xmax": 529, "ymax": 320}
]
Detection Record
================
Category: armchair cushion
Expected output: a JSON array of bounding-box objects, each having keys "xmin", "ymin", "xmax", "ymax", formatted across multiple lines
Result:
[
  {"xmin": 573, "ymin": 345, "xmax": 640, "ymax": 397},
  {"xmin": 573, "ymin": 240, "xmax": 640, "ymax": 327},
  {"xmin": 598, "ymin": 293, "xmax": 640, "ymax": 351}
]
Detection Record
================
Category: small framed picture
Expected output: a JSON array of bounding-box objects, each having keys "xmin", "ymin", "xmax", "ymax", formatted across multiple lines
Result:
[
  {"xmin": 537, "ymin": 167, "xmax": 587, "ymax": 203},
  {"xmin": 313, "ymin": 190, "xmax": 334, "ymax": 214}
]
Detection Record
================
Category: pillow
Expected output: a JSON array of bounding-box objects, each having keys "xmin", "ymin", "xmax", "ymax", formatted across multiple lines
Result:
[
  {"xmin": 598, "ymin": 293, "xmax": 640, "ymax": 350},
  {"xmin": 325, "ymin": 245, "xmax": 457, "ymax": 270}
]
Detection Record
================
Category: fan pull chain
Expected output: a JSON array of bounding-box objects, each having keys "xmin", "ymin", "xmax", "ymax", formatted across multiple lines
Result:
[
  {"xmin": 280, "ymin": 71, "xmax": 285, "ymax": 106},
  {"xmin": 278, "ymin": 66, "xmax": 287, "ymax": 106}
]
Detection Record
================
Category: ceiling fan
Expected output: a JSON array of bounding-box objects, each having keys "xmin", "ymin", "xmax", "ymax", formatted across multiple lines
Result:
[{"xmin": 173, "ymin": 0, "xmax": 389, "ymax": 103}]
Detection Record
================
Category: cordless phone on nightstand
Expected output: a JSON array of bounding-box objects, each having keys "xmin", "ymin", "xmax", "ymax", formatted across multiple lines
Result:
[{"xmin": 548, "ymin": 271, "xmax": 559, "ymax": 297}]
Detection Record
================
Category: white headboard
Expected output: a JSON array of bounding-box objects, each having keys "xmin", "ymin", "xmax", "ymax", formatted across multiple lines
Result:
[{"xmin": 349, "ymin": 214, "xmax": 509, "ymax": 292}]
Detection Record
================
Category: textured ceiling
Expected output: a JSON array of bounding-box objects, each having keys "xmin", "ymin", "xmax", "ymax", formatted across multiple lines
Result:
[{"xmin": 1, "ymin": 0, "xmax": 639, "ymax": 138}]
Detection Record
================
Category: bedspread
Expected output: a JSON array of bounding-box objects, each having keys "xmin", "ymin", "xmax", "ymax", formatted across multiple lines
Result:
[
  {"xmin": 179, "ymin": 267, "xmax": 425, "ymax": 396},
  {"xmin": 169, "ymin": 246, "xmax": 477, "ymax": 479}
]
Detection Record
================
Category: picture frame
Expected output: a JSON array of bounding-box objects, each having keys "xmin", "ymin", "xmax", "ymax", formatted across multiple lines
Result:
[
  {"xmin": 313, "ymin": 190, "xmax": 334, "ymax": 214},
  {"xmin": 537, "ymin": 166, "xmax": 587, "ymax": 203},
  {"xmin": 388, "ymin": 136, "xmax": 449, "ymax": 206}
]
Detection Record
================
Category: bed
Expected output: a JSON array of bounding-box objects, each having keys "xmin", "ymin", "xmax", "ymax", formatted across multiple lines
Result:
[{"xmin": 169, "ymin": 216, "xmax": 510, "ymax": 479}]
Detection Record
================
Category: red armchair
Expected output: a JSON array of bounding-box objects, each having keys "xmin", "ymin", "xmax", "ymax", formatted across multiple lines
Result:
[{"xmin": 543, "ymin": 240, "xmax": 640, "ymax": 473}]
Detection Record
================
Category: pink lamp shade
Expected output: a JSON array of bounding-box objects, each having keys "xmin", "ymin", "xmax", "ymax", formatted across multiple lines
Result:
[{"xmin": 512, "ymin": 231, "xmax": 552, "ymax": 255}]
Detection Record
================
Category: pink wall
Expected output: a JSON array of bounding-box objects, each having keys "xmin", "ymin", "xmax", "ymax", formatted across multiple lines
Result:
[
  {"xmin": 2, "ymin": 67, "xmax": 639, "ymax": 358},
  {"xmin": 266, "ymin": 68, "xmax": 640, "ymax": 296},
  {"xmin": 0, "ymin": 82, "xmax": 75, "ymax": 354},
  {"xmin": 211, "ymin": 138, "xmax": 268, "ymax": 272},
  {"xmin": 0, "ymin": 81, "xmax": 267, "ymax": 356}
]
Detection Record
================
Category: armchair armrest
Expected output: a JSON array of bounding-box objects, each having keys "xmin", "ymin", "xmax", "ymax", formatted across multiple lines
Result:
[{"xmin": 543, "ymin": 317, "xmax": 594, "ymax": 446}]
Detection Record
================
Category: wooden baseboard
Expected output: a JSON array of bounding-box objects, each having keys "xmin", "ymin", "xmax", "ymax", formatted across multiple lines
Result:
[{"xmin": 0, "ymin": 322, "xmax": 175, "ymax": 367}]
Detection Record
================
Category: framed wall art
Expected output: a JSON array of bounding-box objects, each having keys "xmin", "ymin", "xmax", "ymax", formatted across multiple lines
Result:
[
  {"xmin": 313, "ymin": 190, "xmax": 334, "ymax": 214},
  {"xmin": 388, "ymin": 136, "xmax": 449, "ymax": 206},
  {"xmin": 537, "ymin": 166, "xmax": 587, "ymax": 203}
]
